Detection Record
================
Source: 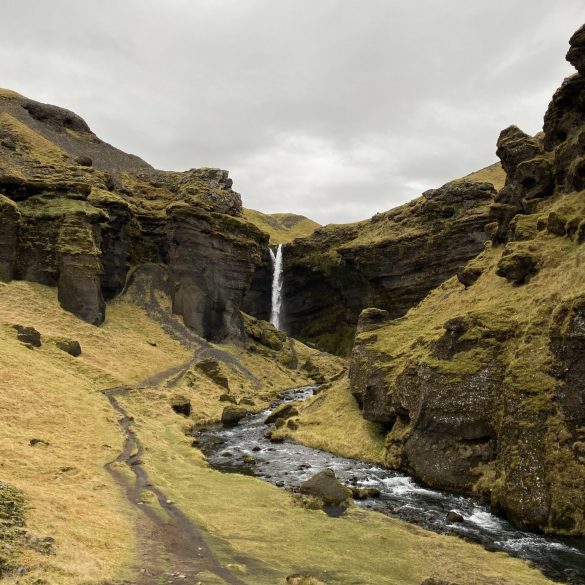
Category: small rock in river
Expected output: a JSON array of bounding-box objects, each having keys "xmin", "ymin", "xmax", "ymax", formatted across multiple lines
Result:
[{"xmin": 446, "ymin": 510, "xmax": 464, "ymax": 523}]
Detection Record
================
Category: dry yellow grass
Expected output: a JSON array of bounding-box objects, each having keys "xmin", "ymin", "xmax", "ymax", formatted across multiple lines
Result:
[
  {"xmin": 274, "ymin": 377, "xmax": 386, "ymax": 464},
  {"xmin": 122, "ymin": 384, "xmax": 555, "ymax": 585},
  {"xmin": 0, "ymin": 280, "xmax": 191, "ymax": 584},
  {"xmin": 243, "ymin": 209, "xmax": 320, "ymax": 244}
]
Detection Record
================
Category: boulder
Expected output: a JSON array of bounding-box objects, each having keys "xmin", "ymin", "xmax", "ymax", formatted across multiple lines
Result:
[
  {"xmin": 239, "ymin": 397, "xmax": 255, "ymax": 406},
  {"xmin": 55, "ymin": 338, "xmax": 81, "ymax": 357},
  {"xmin": 496, "ymin": 250, "xmax": 539, "ymax": 284},
  {"xmin": 170, "ymin": 395, "xmax": 191, "ymax": 417},
  {"xmin": 221, "ymin": 406, "xmax": 248, "ymax": 427},
  {"xmin": 351, "ymin": 487, "xmax": 381, "ymax": 500},
  {"xmin": 264, "ymin": 403, "xmax": 299, "ymax": 424},
  {"xmin": 218, "ymin": 393, "xmax": 237, "ymax": 404},
  {"xmin": 299, "ymin": 469, "xmax": 352, "ymax": 506},
  {"xmin": 195, "ymin": 359, "xmax": 230, "ymax": 389},
  {"xmin": 456, "ymin": 265, "xmax": 482, "ymax": 288},
  {"xmin": 445, "ymin": 510, "xmax": 464, "ymax": 523},
  {"xmin": 12, "ymin": 325, "xmax": 41, "ymax": 348}
]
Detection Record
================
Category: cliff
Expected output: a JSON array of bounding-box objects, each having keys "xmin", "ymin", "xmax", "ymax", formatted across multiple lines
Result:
[
  {"xmin": 0, "ymin": 89, "xmax": 268, "ymax": 341},
  {"xmin": 349, "ymin": 24, "xmax": 585, "ymax": 535},
  {"xmin": 280, "ymin": 163, "xmax": 505, "ymax": 354}
]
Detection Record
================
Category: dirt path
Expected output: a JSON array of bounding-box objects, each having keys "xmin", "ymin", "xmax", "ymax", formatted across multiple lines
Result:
[{"xmin": 103, "ymin": 361, "xmax": 246, "ymax": 585}]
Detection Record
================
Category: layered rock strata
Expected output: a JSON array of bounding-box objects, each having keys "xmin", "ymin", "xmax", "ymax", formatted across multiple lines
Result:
[
  {"xmin": 349, "ymin": 25, "xmax": 585, "ymax": 535},
  {"xmin": 0, "ymin": 90, "xmax": 266, "ymax": 340}
]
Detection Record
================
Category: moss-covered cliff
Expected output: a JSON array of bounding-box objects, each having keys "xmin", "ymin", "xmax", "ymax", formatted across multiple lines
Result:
[
  {"xmin": 0, "ymin": 89, "xmax": 270, "ymax": 341},
  {"xmin": 349, "ymin": 24, "xmax": 585, "ymax": 535},
  {"xmin": 281, "ymin": 165, "xmax": 504, "ymax": 354}
]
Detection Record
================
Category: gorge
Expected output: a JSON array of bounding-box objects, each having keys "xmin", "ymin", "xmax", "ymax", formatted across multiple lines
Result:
[{"xmin": 0, "ymin": 17, "xmax": 585, "ymax": 585}]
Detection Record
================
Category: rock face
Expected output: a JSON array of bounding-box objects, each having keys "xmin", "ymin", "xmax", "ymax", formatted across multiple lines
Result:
[
  {"xmin": 0, "ymin": 90, "xmax": 267, "ymax": 341},
  {"xmin": 349, "ymin": 25, "xmax": 585, "ymax": 536},
  {"xmin": 282, "ymin": 178, "xmax": 497, "ymax": 354}
]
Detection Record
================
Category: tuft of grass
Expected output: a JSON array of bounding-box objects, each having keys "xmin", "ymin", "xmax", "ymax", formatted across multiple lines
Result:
[{"xmin": 274, "ymin": 377, "xmax": 386, "ymax": 464}]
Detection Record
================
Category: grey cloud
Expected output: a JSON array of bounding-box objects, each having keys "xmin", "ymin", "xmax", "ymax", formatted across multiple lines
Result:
[{"xmin": 1, "ymin": 0, "xmax": 583, "ymax": 224}]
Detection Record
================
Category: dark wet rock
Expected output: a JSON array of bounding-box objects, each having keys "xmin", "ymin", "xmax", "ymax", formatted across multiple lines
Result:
[
  {"xmin": 12, "ymin": 325, "xmax": 41, "ymax": 348},
  {"xmin": 55, "ymin": 338, "xmax": 81, "ymax": 357},
  {"xmin": 496, "ymin": 249, "xmax": 539, "ymax": 284},
  {"xmin": 299, "ymin": 469, "xmax": 352, "ymax": 506},
  {"xmin": 221, "ymin": 406, "xmax": 249, "ymax": 427},
  {"xmin": 445, "ymin": 510, "xmax": 464, "ymax": 523},
  {"xmin": 170, "ymin": 395, "xmax": 191, "ymax": 417},
  {"xmin": 29, "ymin": 438, "xmax": 49, "ymax": 447},
  {"xmin": 265, "ymin": 403, "xmax": 299, "ymax": 424},
  {"xmin": 0, "ymin": 195, "xmax": 20, "ymax": 282},
  {"xmin": 351, "ymin": 487, "xmax": 381, "ymax": 500},
  {"xmin": 218, "ymin": 393, "xmax": 237, "ymax": 404}
]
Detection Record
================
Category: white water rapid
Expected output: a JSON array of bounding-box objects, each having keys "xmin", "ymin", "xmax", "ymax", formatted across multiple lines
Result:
[{"xmin": 269, "ymin": 244, "xmax": 284, "ymax": 330}]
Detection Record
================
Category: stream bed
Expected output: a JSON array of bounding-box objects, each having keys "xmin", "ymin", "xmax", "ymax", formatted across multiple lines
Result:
[{"xmin": 199, "ymin": 386, "xmax": 585, "ymax": 584}]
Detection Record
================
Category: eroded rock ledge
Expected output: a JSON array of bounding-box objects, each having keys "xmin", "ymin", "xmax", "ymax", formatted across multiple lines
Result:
[
  {"xmin": 0, "ymin": 90, "xmax": 267, "ymax": 340},
  {"xmin": 348, "ymin": 25, "xmax": 585, "ymax": 535}
]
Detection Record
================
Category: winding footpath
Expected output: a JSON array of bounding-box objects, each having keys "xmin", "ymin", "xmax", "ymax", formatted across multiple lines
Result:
[{"xmin": 103, "ymin": 360, "xmax": 246, "ymax": 585}]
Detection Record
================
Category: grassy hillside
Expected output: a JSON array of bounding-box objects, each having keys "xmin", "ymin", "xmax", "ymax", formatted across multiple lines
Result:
[
  {"xmin": 243, "ymin": 209, "xmax": 320, "ymax": 244},
  {"xmin": 0, "ymin": 280, "xmax": 554, "ymax": 585}
]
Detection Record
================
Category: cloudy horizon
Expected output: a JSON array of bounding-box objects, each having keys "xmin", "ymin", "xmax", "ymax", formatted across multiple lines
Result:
[{"xmin": 1, "ymin": 1, "xmax": 583, "ymax": 224}]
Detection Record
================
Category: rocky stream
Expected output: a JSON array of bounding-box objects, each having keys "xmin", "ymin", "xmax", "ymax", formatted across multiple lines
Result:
[{"xmin": 199, "ymin": 386, "xmax": 585, "ymax": 585}]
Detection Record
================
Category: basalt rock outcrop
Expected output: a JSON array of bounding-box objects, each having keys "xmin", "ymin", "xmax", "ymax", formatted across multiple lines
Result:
[
  {"xmin": 349, "ymin": 25, "xmax": 585, "ymax": 535},
  {"xmin": 0, "ymin": 89, "xmax": 267, "ymax": 340},
  {"xmin": 281, "ymin": 176, "xmax": 499, "ymax": 354}
]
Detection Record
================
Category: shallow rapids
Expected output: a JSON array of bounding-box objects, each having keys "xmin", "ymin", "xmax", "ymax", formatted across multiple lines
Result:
[{"xmin": 199, "ymin": 386, "xmax": 585, "ymax": 584}]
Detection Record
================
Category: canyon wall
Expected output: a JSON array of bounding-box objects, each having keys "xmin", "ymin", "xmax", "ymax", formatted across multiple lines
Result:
[
  {"xmin": 349, "ymin": 24, "xmax": 585, "ymax": 535},
  {"xmin": 0, "ymin": 90, "xmax": 267, "ymax": 340}
]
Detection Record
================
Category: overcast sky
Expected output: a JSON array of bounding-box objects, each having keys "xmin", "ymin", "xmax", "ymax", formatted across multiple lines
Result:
[{"xmin": 1, "ymin": 1, "xmax": 583, "ymax": 224}]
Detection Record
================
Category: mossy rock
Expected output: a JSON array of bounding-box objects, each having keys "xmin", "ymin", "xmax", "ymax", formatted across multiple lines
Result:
[
  {"xmin": 265, "ymin": 403, "xmax": 299, "ymax": 424},
  {"xmin": 495, "ymin": 249, "xmax": 539, "ymax": 284},
  {"xmin": 55, "ymin": 337, "xmax": 81, "ymax": 357},
  {"xmin": 12, "ymin": 324, "xmax": 41, "ymax": 348},
  {"xmin": 195, "ymin": 359, "xmax": 230, "ymax": 390},
  {"xmin": 170, "ymin": 395, "xmax": 191, "ymax": 417},
  {"xmin": 299, "ymin": 469, "xmax": 352, "ymax": 506},
  {"xmin": 221, "ymin": 406, "xmax": 249, "ymax": 427}
]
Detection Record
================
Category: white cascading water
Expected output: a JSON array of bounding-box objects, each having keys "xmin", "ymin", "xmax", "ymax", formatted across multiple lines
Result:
[{"xmin": 269, "ymin": 244, "xmax": 284, "ymax": 330}]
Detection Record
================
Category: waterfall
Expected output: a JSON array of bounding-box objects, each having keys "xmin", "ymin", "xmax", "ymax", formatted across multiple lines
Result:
[{"xmin": 269, "ymin": 244, "xmax": 284, "ymax": 330}]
